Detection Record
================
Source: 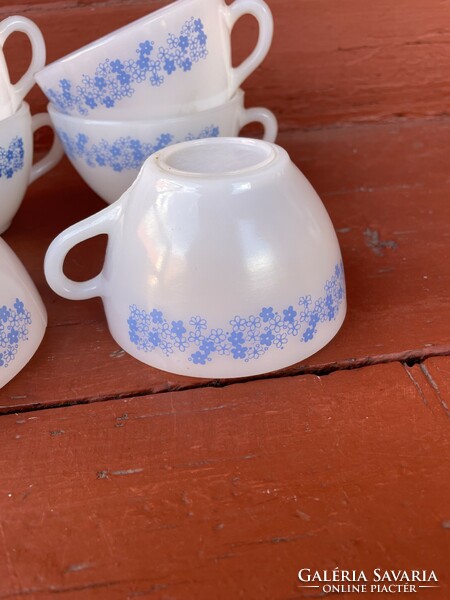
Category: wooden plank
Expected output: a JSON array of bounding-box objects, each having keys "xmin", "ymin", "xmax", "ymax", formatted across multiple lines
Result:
[
  {"xmin": 4, "ymin": 0, "xmax": 450, "ymax": 126},
  {"xmin": 0, "ymin": 360, "xmax": 449, "ymax": 599},
  {"xmin": 2, "ymin": 120, "xmax": 450, "ymax": 409}
]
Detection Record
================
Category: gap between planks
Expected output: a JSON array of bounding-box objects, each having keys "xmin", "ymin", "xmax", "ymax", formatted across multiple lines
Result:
[{"xmin": 2, "ymin": 344, "xmax": 450, "ymax": 417}]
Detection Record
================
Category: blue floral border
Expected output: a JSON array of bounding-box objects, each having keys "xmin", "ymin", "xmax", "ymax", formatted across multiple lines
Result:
[
  {"xmin": 46, "ymin": 17, "xmax": 208, "ymax": 116},
  {"xmin": 127, "ymin": 263, "xmax": 345, "ymax": 366},
  {"xmin": 0, "ymin": 137, "xmax": 25, "ymax": 179},
  {"xmin": 0, "ymin": 299, "xmax": 32, "ymax": 369},
  {"xmin": 57, "ymin": 125, "xmax": 220, "ymax": 172}
]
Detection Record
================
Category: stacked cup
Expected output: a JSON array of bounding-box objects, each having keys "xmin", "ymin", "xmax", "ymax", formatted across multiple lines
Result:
[
  {"xmin": 0, "ymin": 16, "xmax": 63, "ymax": 233},
  {"xmin": 36, "ymin": 0, "xmax": 277, "ymax": 204}
]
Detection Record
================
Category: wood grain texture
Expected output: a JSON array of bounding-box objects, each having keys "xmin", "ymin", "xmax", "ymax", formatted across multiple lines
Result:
[
  {"xmin": 0, "ymin": 359, "xmax": 449, "ymax": 599},
  {"xmin": 1, "ymin": 119, "xmax": 449, "ymax": 410},
  {"xmin": 4, "ymin": 0, "xmax": 450, "ymax": 127}
]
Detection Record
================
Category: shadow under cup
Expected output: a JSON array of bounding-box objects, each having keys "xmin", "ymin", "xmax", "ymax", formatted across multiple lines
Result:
[{"xmin": 48, "ymin": 89, "xmax": 278, "ymax": 204}]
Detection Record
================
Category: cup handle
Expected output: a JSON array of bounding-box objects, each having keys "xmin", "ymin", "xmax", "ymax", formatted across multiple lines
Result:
[
  {"xmin": 238, "ymin": 106, "xmax": 278, "ymax": 142},
  {"xmin": 0, "ymin": 16, "xmax": 46, "ymax": 113},
  {"xmin": 29, "ymin": 112, "xmax": 64, "ymax": 184},
  {"xmin": 44, "ymin": 203, "xmax": 122, "ymax": 301},
  {"xmin": 228, "ymin": 0, "xmax": 273, "ymax": 92}
]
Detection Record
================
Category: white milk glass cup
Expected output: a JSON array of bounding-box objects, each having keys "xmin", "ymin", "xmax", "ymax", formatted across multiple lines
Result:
[
  {"xmin": 0, "ymin": 102, "xmax": 64, "ymax": 233},
  {"xmin": 36, "ymin": 0, "xmax": 273, "ymax": 119},
  {"xmin": 0, "ymin": 238, "xmax": 47, "ymax": 389},
  {"xmin": 45, "ymin": 138, "xmax": 346, "ymax": 379},
  {"xmin": 0, "ymin": 16, "xmax": 46, "ymax": 120},
  {"xmin": 48, "ymin": 89, "xmax": 278, "ymax": 204}
]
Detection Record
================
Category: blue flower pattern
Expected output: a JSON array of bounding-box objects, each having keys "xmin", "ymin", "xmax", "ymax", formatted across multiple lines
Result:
[
  {"xmin": 0, "ymin": 299, "xmax": 32, "ymax": 369},
  {"xmin": 127, "ymin": 263, "xmax": 345, "ymax": 365},
  {"xmin": 46, "ymin": 18, "xmax": 208, "ymax": 116},
  {"xmin": 57, "ymin": 125, "xmax": 220, "ymax": 172},
  {"xmin": 0, "ymin": 137, "xmax": 25, "ymax": 179}
]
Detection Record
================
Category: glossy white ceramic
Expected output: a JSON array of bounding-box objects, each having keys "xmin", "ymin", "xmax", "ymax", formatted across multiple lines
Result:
[
  {"xmin": 0, "ymin": 102, "xmax": 64, "ymax": 234},
  {"xmin": 36, "ymin": 0, "xmax": 273, "ymax": 119},
  {"xmin": 48, "ymin": 89, "xmax": 278, "ymax": 204},
  {"xmin": 0, "ymin": 16, "xmax": 46, "ymax": 120},
  {"xmin": 44, "ymin": 138, "xmax": 346, "ymax": 379},
  {"xmin": 0, "ymin": 238, "xmax": 47, "ymax": 389}
]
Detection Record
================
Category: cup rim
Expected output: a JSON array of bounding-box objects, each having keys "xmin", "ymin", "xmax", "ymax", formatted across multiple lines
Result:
[
  {"xmin": 47, "ymin": 89, "xmax": 244, "ymax": 126},
  {"xmin": 0, "ymin": 102, "xmax": 30, "ymax": 126},
  {"xmin": 36, "ymin": 0, "xmax": 202, "ymax": 79}
]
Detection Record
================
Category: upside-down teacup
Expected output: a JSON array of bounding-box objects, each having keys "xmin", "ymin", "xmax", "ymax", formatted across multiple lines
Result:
[
  {"xmin": 48, "ymin": 89, "xmax": 278, "ymax": 204},
  {"xmin": 44, "ymin": 137, "xmax": 346, "ymax": 379},
  {"xmin": 35, "ymin": 0, "xmax": 273, "ymax": 119},
  {"xmin": 0, "ymin": 238, "xmax": 47, "ymax": 389},
  {"xmin": 0, "ymin": 102, "xmax": 64, "ymax": 233},
  {"xmin": 0, "ymin": 16, "xmax": 46, "ymax": 120}
]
